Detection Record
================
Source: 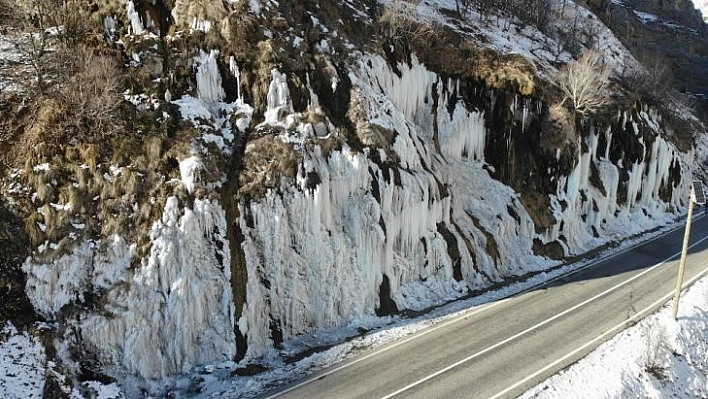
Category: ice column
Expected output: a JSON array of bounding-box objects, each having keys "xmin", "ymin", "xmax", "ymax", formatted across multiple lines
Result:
[
  {"xmin": 126, "ymin": 1, "xmax": 145, "ymax": 35},
  {"xmin": 195, "ymin": 50, "xmax": 226, "ymax": 103},
  {"xmin": 264, "ymin": 69, "xmax": 293, "ymax": 124}
]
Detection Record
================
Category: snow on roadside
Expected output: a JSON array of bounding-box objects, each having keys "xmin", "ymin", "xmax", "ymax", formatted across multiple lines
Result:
[
  {"xmin": 0, "ymin": 323, "xmax": 46, "ymax": 398},
  {"xmin": 521, "ymin": 274, "xmax": 708, "ymax": 399}
]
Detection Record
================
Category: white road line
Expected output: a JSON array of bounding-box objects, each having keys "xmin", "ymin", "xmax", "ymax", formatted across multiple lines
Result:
[
  {"xmin": 265, "ymin": 297, "xmax": 513, "ymax": 399},
  {"xmin": 490, "ymin": 266, "xmax": 708, "ymax": 399},
  {"xmin": 380, "ymin": 236, "xmax": 708, "ymax": 399}
]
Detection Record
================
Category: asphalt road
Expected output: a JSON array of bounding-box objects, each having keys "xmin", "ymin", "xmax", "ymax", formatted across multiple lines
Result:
[{"xmin": 262, "ymin": 215, "xmax": 708, "ymax": 399}]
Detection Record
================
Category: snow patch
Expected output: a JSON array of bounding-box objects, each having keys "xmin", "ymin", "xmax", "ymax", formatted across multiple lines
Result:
[{"xmin": 0, "ymin": 323, "xmax": 46, "ymax": 398}]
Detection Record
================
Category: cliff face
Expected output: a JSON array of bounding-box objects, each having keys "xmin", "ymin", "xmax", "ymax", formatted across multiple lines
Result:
[
  {"xmin": 588, "ymin": 0, "xmax": 708, "ymax": 117},
  {"xmin": 0, "ymin": 0, "xmax": 703, "ymax": 395}
]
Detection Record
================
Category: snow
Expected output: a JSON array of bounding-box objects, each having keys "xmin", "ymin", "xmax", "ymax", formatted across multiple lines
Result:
[
  {"xmin": 173, "ymin": 94, "xmax": 253, "ymax": 153},
  {"xmin": 634, "ymin": 10, "xmax": 659, "ymax": 23},
  {"xmin": 23, "ymin": 237, "xmax": 134, "ymax": 318},
  {"xmin": 521, "ymin": 274, "xmax": 708, "ymax": 399},
  {"xmin": 693, "ymin": 0, "xmax": 708, "ymax": 20},
  {"xmin": 32, "ymin": 163, "xmax": 51, "ymax": 172},
  {"xmin": 0, "ymin": 323, "xmax": 46, "ymax": 398},
  {"xmin": 72, "ymin": 381, "xmax": 123, "ymax": 399}
]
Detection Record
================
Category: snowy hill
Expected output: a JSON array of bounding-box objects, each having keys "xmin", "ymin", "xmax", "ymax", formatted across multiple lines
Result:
[
  {"xmin": 0, "ymin": 0, "xmax": 706, "ymax": 397},
  {"xmin": 692, "ymin": 0, "xmax": 708, "ymax": 19}
]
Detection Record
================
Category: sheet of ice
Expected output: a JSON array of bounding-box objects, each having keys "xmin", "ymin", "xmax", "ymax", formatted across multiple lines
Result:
[
  {"xmin": 189, "ymin": 219, "xmax": 691, "ymax": 399},
  {"xmin": 237, "ymin": 54, "xmax": 551, "ymax": 360},
  {"xmin": 80, "ymin": 197, "xmax": 236, "ymax": 378},
  {"xmin": 264, "ymin": 69, "xmax": 293, "ymax": 125},
  {"xmin": 634, "ymin": 10, "xmax": 659, "ymax": 23},
  {"xmin": 541, "ymin": 114, "xmax": 691, "ymax": 256},
  {"xmin": 23, "ymin": 236, "xmax": 134, "ymax": 318},
  {"xmin": 126, "ymin": 0, "xmax": 145, "ymax": 35},
  {"xmin": 179, "ymin": 156, "xmax": 203, "ymax": 194}
]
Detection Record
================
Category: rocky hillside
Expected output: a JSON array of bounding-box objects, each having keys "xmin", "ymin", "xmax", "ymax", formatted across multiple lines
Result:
[
  {"xmin": 0, "ymin": 0, "xmax": 705, "ymax": 397},
  {"xmin": 588, "ymin": 0, "xmax": 708, "ymax": 118}
]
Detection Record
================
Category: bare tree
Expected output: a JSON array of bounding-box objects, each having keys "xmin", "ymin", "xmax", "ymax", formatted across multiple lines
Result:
[
  {"xmin": 60, "ymin": 46, "xmax": 124, "ymax": 135},
  {"xmin": 15, "ymin": 0, "xmax": 54, "ymax": 93},
  {"xmin": 557, "ymin": 49, "xmax": 611, "ymax": 117}
]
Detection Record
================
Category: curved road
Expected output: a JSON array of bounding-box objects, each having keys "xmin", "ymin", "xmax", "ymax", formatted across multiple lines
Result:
[{"xmin": 262, "ymin": 215, "xmax": 708, "ymax": 399}]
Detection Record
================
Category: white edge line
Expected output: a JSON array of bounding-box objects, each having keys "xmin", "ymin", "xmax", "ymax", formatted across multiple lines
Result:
[
  {"xmin": 264, "ymin": 297, "xmax": 513, "ymax": 399},
  {"xmin": 267, "ymin": 219, "xmax": 705, "ymax": 398},
  {"xmin": 380, "ymin": 236, "xmax": 708, "ymax": 399},
  {"xmin": 490, "ymin": 266, "xmax": 708, "ymax": 399}
]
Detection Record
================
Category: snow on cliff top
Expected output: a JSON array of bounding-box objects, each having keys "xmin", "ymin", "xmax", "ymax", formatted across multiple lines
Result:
[
  {"xmin": 692, "ymin": 0, "xmax": 708, "ymax": 20},
  {"xmin": 414, "ymin": 0, "xmax": 635, "ymax": 76}
]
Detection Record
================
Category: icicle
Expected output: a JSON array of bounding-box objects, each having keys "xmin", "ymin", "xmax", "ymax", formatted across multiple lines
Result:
[
  {"xmin": 264, "ymin": 69, "xmax": 293, "ymax": 124},
  {"xmin": 191, "ymin": 17, "xmax": 213, "ymax": 32},
  {"xmin": 195, "ymin": 50, "xmax": 225, "ymax": 102},
  {"xmin": 229, "ymin": 56, "xmax": 242, "ymax": 103},
  {"xmin": 306, "ymin": 72, "xmax": 319, "ymax": 109},
  {"xmin": 126, "ymin": 1, "xmax": 144, "ymax": 35}
]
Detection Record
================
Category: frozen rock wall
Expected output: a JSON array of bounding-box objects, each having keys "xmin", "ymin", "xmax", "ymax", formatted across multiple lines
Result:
[
  {"xmin": 23, "ymin": 197, "xmax": 236, "ymax": 378},
  {"xmin": 235, "ymin": 53, "xmax": 692, "ymax": 360}
]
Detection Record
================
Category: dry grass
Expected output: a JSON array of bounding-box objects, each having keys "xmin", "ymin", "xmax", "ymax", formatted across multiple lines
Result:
[
  {"xmin": 172, "ymin": 0, "xmax": 228, "ymax": 31},
  {"xmin": 59, "ymin": 46, "xmax": 125, "ymax": 136},
  {"xmin": 470, "ymin": 51, "xmax": 537, "ymax": 96},
  {"xmin": 239, "ymin": 135, "xmax": 301, "ymax": 200},
  {"xmin": 541, "ymin": 103, "xmax": 574, "ymax": 150},
  {"xmin": 409, "ymin": 32, "xmax": 537, "ymax": 96},
  {"xmin": 378, "ymin": 0, "xmax": 438, "ymax": 46}
]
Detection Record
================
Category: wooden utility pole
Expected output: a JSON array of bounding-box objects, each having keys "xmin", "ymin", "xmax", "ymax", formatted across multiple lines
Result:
[{"xmin": 672, "ymin": 181, "xmax": 705, "ymax": 320}]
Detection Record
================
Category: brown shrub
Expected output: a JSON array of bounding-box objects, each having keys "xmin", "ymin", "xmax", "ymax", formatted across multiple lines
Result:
[
  {"xmin": 378, "ymin": 0, "xmax": 438, "ymax": 46},
  {"xmin": 59, "ymin": 46, "xmax": 125, "ymax": 137},
  {"xmin": 239, "ymin": 135, "xmax": 301, "ymax": 200}
]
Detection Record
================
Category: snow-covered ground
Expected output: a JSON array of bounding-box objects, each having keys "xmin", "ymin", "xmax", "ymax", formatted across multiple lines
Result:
[
  {"xmin": 0, "ymin": 324, "xmax": 45, "ymax": 398},
  {"xmin": 521, "ymin": 272, "xmax": 708, "ymax": 399},
  {"xmin": 692, "ymin": 0, "xmax": 708, "ymax": 20}
]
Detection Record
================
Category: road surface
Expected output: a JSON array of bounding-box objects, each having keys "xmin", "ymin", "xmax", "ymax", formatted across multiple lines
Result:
[{"xmin": 262, "ymin": 215, "xmax": 708, "ymax": 399}]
